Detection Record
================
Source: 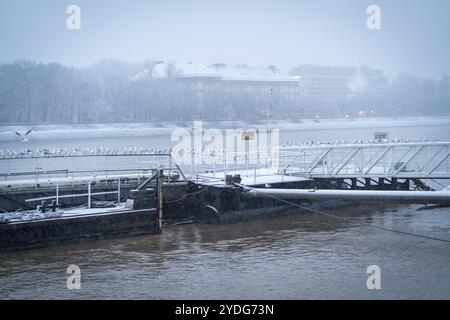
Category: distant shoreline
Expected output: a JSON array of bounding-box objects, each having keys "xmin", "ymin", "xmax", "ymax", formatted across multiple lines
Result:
[{"xmin": 1, "ymin": 115, "xmax": 450, "ymax": 141}]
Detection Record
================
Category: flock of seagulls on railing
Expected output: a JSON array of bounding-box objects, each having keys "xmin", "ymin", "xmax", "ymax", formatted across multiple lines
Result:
[
  {"xmin": 281, "ymin": 137, "xmax": 440, "ymax": 147},
  {"xmin": 0, "ymin": 138, "xmax": 443, "ymax": 160},
  {"xmin": 0, "ymin": 147, "xmax": 172, "ymax": 159}
]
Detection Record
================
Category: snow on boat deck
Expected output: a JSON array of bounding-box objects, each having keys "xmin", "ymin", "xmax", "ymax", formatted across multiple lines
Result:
[
  {"xmin": 60, "ymin": 203, "xmax": 129, "ymax": 217},
  {"xmin": 190, "ymin": 168, "xmax": 312, "ymax": 186},
  {"xmin": 0, "ymin": 172, "xmax": 153, "ymax": 190},
  {"xmin": 1, "ymin": 203, "xmax": 133, "ymax": 224}
]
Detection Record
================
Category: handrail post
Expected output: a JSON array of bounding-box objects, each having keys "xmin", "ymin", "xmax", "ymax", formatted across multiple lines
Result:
[
  {"xmin": 56, "ymin": 183, "xmax": 59, "ymax": 205},
  {"xmin": 35, "ymin": 158, "xmax": 38, "ymax": 189},
  {"xmin": 117, "ymin": 177, "xmax": 121, "ymax": 203},
  {"xmin": 88, "ymin": 181, "xmax": 91, "ymax": 209}
]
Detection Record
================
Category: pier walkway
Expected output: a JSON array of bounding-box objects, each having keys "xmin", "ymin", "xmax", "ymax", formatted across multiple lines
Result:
[{"xmin": 1, "ymin": 141, "xmax": 450, "ymax": 192}]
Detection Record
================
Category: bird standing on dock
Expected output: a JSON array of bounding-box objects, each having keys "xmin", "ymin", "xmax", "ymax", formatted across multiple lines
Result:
[{"xmin": 15, "ymin": 129, "xmax": 32, "ymax": 142}]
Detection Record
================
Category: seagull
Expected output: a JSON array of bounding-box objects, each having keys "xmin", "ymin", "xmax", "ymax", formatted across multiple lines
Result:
[{"xmin": 15, "ymin": 129, "xmax": 32, "ymax": 142}]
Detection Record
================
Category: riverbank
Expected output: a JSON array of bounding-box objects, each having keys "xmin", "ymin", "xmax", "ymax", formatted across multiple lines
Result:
[{"xmin": 1, "ymin": 116, "xmax": 450, "ymax": 141}]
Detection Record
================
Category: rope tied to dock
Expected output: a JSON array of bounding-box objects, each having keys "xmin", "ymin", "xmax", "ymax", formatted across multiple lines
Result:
[
  {"xmin": 164, "ymin": 184, "xmax": 213, "ymax": 204},
  {"xmin": 236, "ymin": 183, "xmax": 450, "ymax": 244}
]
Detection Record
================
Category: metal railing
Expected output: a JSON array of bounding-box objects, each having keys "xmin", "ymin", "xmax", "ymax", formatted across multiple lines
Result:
[
  {"xmin": 0, "ymin": 153, "xmax": 174, "ymax": 187},
  {"xmin": 278, "ymin": 142, "xmax": 450, "ymax": 179},
  {"xmin": 25, "ymin": 179, "xmax": 122, "ymax": 209},
  {"xmin": 3, "ymin": 142, "xmax": 450, "ymax": 191}
]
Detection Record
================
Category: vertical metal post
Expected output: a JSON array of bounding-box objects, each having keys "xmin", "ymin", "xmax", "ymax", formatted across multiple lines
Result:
[
  {"xmin": 117, "ymin": 177, "xmax": 121, "ymax": 203},
  {"xmin": 351, "ymin": 178, "xmax": 357, "ymax": 190},
  {"xmin": 157, "ymin": 169, "xmax": 163, "ymax": 232},
  {"xmin": 35, "ymin": 158, "xmax": 39, "ymax": 189},
  {"xmin": 56, "ymin": 183, "xmax": 59, "ymax": 205},
  {"xmin": 88, "ymin": 181, "xmax": 91, "ymax": 209},
  {"xmin": 365, "ymin": 178, "xmax": 371, "ymax": 190},
  {"xmin": 268, "ymin": 88, "xmax": 273, "ymax": 160}
]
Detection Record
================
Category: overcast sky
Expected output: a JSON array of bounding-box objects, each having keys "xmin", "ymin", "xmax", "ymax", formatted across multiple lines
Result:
[{"xmin": 1, "ymin": 0, "xmax": 449, "ymax": 78}]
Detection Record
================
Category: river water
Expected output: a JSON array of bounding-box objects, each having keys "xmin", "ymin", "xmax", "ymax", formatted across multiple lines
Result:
[{"xmin": 1, "ymin": 120, "xmax": 450, "ymax": 299}]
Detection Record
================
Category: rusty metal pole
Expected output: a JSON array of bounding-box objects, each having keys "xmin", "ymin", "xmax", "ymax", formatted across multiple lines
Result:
[{"xmin": 157, "ymin": 168, "xmax": 163, "ymax": 232}]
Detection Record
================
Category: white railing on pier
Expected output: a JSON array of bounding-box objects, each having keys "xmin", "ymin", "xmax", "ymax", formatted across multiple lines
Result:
[
  {"xmin": 2, "ymin": 141, "xmax": 450, "ymax": 190},
  {"xmin": 0, "ymin": 153, "xmax": 175, "ymax": 188},
  {"xmin": 278, "ymin": 142, "xmax": 450, "ymax": 179}
]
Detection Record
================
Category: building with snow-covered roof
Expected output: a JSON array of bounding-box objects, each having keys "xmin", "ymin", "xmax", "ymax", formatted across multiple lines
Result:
[
  {"xmin": 133, "ymin": 61, "xmax": 302, "ymax": 117},
  {"xmin": 133, "ymin": 61, "xmax": 299, "ymax": 82},
  {"xmin": 131, "ymin": 61, "xmax": 389, "ymax": 119}
]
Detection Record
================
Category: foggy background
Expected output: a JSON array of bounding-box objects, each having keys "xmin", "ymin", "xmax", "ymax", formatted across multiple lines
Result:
[{"xmin": 0, "ymin": 0, "xmax": 449, "ymax": 124}]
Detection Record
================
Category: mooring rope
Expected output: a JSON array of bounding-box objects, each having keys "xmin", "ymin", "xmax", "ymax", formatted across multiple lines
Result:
[
  {"xmin": 237, "ymin": 184, "xmax": 450, "ymax": 244},
  {"xmin": 164, "ymin": 184, "xmax": 213, "ymax": 204}
]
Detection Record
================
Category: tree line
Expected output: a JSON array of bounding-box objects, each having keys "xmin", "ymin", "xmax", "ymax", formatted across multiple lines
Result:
[{"xmin": 0, "ymin": 60, "xmax": 449, "ymax": 124}]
